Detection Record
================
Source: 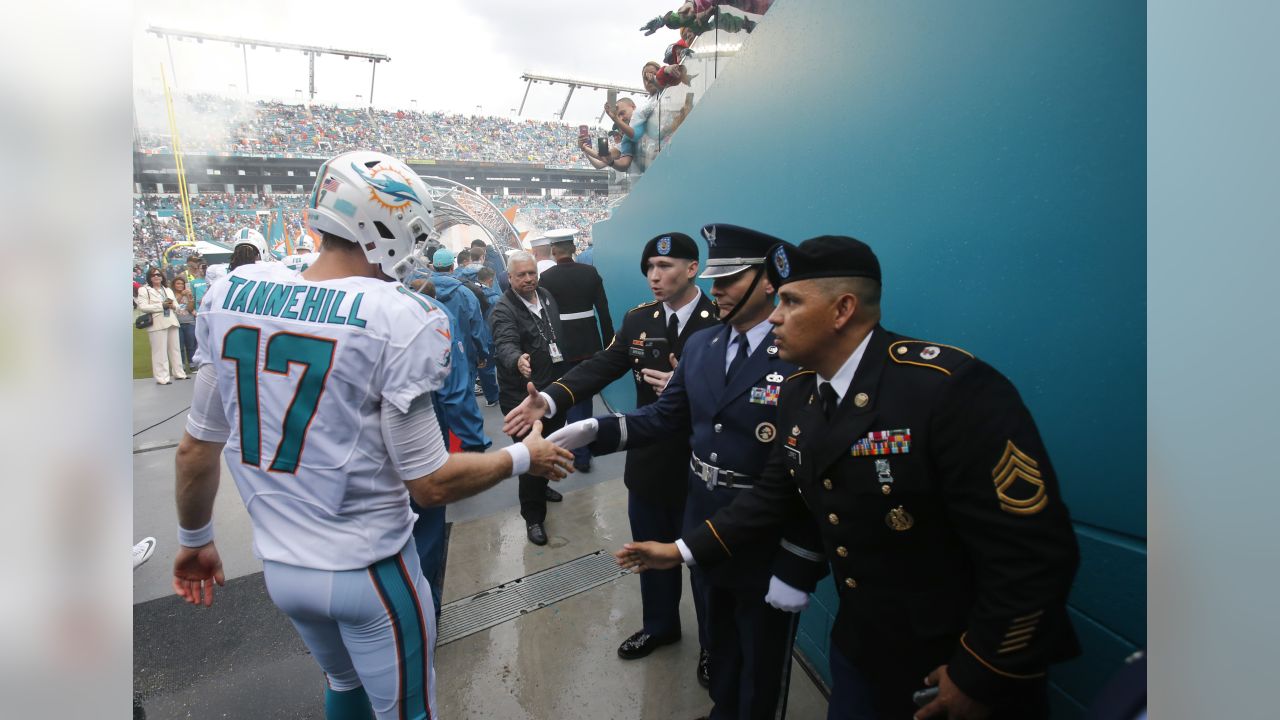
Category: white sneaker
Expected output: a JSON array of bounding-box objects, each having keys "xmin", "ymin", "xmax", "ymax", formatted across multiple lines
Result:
[{"xmin": 133, "ymin": 537, "xmax": 157, "ymax": 570}]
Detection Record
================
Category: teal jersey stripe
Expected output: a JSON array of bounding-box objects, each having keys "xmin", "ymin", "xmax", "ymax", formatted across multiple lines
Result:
[
  {"xmin": 395, "ymin": 286, "xmax": 438, "ymax": 317},
  {"xmin": 370, "ymin": 557, "xmax": 431, "ymax": 720}
]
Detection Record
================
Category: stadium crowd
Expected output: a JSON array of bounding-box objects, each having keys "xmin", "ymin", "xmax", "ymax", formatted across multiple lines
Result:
[
  {"xmin": 133, "ymin": 191, "xmax": 612, "ymax": 267},
  {"xmin": 136, "ymin": 93, "xmax": 606, "ymax": 168}
]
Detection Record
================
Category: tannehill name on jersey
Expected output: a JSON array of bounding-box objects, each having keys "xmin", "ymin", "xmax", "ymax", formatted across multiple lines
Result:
[{"xmin": 221, "ymin": 275, "xmax": 370, "ymax": 327}]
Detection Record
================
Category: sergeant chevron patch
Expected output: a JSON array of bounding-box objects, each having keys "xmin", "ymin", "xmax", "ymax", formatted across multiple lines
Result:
[{"xmin": 992, "ymin": 440, "xmax": 1049, "ymax": 515}]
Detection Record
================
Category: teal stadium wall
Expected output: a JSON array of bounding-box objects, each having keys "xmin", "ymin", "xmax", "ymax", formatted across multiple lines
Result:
[{"xmin": 589, "ymin": 1, "xmax": 1145, "ymax": 715}]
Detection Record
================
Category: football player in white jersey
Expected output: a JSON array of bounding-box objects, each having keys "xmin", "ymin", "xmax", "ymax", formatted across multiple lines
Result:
[
  {"xmin": 171, "ymin": 151, "xmax": 573, "ymax": 720},
  {"xmin": 205, "ymin": 228, "xmax": 269, "ymax": 286}
]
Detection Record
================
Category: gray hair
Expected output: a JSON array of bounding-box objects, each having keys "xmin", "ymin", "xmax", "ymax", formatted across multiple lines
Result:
[{"xmin": 507, "ymin": 250, "xmax": 536, "ymax": 270}]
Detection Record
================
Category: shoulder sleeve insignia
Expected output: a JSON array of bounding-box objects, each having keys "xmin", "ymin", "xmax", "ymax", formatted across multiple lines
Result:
[
  {"xmin": 888, "ymin": 340, "xmax": 974, "ymax": 375},
  {"xmin": 992, "ymin": 440, "xmax": 1049, "ymax": 515}
]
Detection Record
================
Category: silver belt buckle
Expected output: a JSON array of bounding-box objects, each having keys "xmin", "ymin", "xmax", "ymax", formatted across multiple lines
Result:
[{"xmin": 702, "ymin": 461, "xmax": 715, "ymax": 490}]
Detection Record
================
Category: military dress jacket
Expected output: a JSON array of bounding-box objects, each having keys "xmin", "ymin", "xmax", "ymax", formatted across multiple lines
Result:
[
  {"xmin": 592, "ymin": 323, "xmax": 828, "ymax": 590},
  {"xmin": 544, "ymin": 292, "xmax": 720, "ymax": 504},
  {"xmin": 537, "ymin": 259, "xmax": 614, "ymax": 362},
  {"xmin": 683, "ymin": 327, "xmax": 1081, "ymax": 704}
]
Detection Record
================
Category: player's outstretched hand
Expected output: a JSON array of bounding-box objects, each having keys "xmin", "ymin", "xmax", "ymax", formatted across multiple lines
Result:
[
  {"xmin": 517, "ymin": 353, "xmax": 532, "ymax": 379},
  {"xmin": 173, "ymin": 542, "xmax": 225, "ymax": 608},
  {"xmin": 503, "ymin": 382, "xmax": 548, "ymax": 437},
  {"xmin": 615, "ymin": 541, "xmax": 683, "ymax": 572},
  {"xmin": 522, "ymin": 420, "xmax": 575, "ymax": 480}
]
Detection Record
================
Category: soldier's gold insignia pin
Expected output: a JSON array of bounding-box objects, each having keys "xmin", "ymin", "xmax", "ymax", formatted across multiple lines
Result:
[
  {"xmin": 653, "ymin": 310, "xmax": 660, "ymax": 318},
  {"xmin": 700, "ymin": 310, "xmax": 710, "ymax": 318},
  {"xmin": 885, "ymin": 506, "xmax": 914, "ymax": 531},
  {"xmin": 792, "ymin": 426, "xmax": 801, "ymax": 436},
  {"xmin": 854, "ymin": 392, "xmax": 869, "ymax": 408}
]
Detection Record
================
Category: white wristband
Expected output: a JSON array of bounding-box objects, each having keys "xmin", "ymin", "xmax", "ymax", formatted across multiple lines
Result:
[
  {"xmin": 503, "ymin": 442, "xmax": 531, "ymax": 477},
  {"xmin": 178, "ymin": 519, "xmax": 214, "ymax": 548}
]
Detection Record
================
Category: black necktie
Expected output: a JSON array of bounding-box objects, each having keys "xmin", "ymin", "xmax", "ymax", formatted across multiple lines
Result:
[
  {"xmin": 819, "ymin": 382, "xmax": 840, "ymax": 421},
  {"xmin": 666, "ymin": 312, "xmax": 681, "ymax": 345},
  {"xmin": 726, "ymin": 334, "xmax": 750, "ymax": 380}
]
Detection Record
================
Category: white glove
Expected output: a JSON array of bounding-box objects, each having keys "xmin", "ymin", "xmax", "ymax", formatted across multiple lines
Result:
[
  {"xmin": 545, "ymin": 418, "xmax": 599, "ymax": 451},
  {"xmin": 764, "ymin": 575, "xmax": 809, "ymax": 613}
]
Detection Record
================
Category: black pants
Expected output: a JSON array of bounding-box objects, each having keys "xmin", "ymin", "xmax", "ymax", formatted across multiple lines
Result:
[
  {"xmin": 627, "ymin": 491, "xmax": 687, "ymax": 639},
  {"xmin": 706, "ymin": 583, "xmax": 799, "ymax": 720},
  {"xmin": 509, "ymin": 413, "xmax": 564, "ymax": 523}
]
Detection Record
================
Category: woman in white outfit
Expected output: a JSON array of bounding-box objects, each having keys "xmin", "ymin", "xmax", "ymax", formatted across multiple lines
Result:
[{"xmin": 135, "ymin": 267, "xmax": 188, "ymax": 385}]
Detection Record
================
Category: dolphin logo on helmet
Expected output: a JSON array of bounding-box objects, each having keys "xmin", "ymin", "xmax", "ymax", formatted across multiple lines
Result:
[{"xmin": 351, "ymin": 162, "xmax": 424, "ymax": 211}]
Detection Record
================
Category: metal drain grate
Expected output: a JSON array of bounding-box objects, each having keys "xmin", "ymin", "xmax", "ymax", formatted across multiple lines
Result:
[{"xmin": 436, "ymin": 550, "xmax": 627, "ymax": 646}]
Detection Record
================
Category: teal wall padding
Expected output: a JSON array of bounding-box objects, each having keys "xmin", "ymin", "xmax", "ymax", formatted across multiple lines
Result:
[{"xmin": 589, "ymin": 0, "xmax": 1144, "ymax": 710}]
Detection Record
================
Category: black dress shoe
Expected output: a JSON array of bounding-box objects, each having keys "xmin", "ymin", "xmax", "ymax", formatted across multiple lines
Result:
[
  {"xmin": 574, "ymin": 460, "xmax": 592, "ymax": 473},
  {"xmin": 544, "ymin": 487, "xmax": 563, "ymax": 502},
  {"xmin": 697, "ymin": 649, "xmax": 711, "ymax": 688},
  {"xmin": 526, "ymin": 522, "xmax": 548, "ymax": 545},
  {"xmin": 617, "ymin": 629, "xmax": 680, "ymax": 659}
]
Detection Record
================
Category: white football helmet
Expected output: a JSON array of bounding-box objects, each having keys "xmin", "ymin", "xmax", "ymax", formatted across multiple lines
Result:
[
  {"xmin": 234, "ymin": 228, "xmax": 268, "ymax": 257},
  {"xmin": 304, "ymin": 151, "xmax": 437, "ymax": 280}
]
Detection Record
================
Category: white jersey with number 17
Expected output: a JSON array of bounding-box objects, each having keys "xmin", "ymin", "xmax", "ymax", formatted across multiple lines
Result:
[{"xmin": 187, "ymin": 261, "xmax": 453, "ymax": 570}]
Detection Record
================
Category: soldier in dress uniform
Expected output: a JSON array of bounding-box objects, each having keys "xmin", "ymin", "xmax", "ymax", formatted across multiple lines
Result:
[
  {"xmin": 616, "ymin": 236, "xmax": 1081, "ymax": 720},
  {"xmin": 502, "ymin": 231, "xmax": 721, "ymax": 682},
  {"xmin": 538, "ymin": 227, "xmax": 615, "ymax": 472},
  {"xmin": 548, "ymin": 224, "xmax": 829, "ymax": 720}
]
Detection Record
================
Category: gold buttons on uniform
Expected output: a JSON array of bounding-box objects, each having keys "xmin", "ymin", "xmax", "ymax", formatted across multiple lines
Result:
[
  {"xmin": 790, "ymin": 469, "xmax": 795, "ymax": 477},
  {"xmin": 822, "ymin": 478, "xmax": 833, "ymax": 490},
  {"xmin": 836, "ymin": 546, "xmax": 848, "ymax": 557},
  {"xmin": 844, "ymin": 578, "xmax": 857, "ymax": 588},
  {"xmin": 881, "ymin": 484, "xmax": 892, "ymax": 495},
  {"xmin": 828, "ymin": 513, "xmax": 839, "ymax": 525}
]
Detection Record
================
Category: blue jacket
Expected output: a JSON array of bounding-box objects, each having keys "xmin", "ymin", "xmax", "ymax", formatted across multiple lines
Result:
[
  {"xmin": 424, "ymin": 271, "xmax": 491, "ymax": 363},
  {"xmin": 480, "ymin": 246, "xmax": 510, "ymax": 292},
  {"xmin": 455, "ymin": 266, "xmax": 503, "ymax": 319}
]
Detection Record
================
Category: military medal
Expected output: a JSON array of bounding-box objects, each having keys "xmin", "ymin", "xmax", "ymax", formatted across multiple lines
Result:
[
  {"xmin": 755, "ymin": 422, "xmax": 776, "ymax": 442},
  {"xmin": 749, "ymin": 384, "xmax": 782, "ymax": 406},
  {"xmin": 885, "ymin": 506, "xmax": 914, "ymax": 531},
  {"xmin": 851, "ymin": 428, "xmax": 911, "ymax": 457},
  {"xmin": 766, "ymin": 372, "xmax": 784, "ymax": 383}
]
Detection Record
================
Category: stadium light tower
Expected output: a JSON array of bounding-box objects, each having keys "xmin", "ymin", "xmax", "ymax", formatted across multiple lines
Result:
[
  {"xmin": 517, "ymin": 72, "xmax": 646, "ymax": 119},
  {"xmin": 146, "ymin": 27, "xmax": 390, "ymax": 105}
]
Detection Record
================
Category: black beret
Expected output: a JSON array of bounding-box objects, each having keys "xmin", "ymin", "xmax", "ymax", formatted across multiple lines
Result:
[
  {"xmin": 698, "ymin": 223, "xmax": 785, "ymax": 279},
  {"xmin": 640, "ymin": 232, "xmax": 699, "ymax": 275},
  {"xmin": 766, "ymin": 235, "xmax": 882, "ymax": 288}
]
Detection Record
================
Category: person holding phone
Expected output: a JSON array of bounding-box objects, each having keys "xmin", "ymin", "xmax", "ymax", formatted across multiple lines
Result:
[
  {"xmin": 502, "ymin": 232, "xmax": 720, "ymax": 683},
  {"xmin": 135, "ymin": 267, "xmax": 187, "ymax": 384}
]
